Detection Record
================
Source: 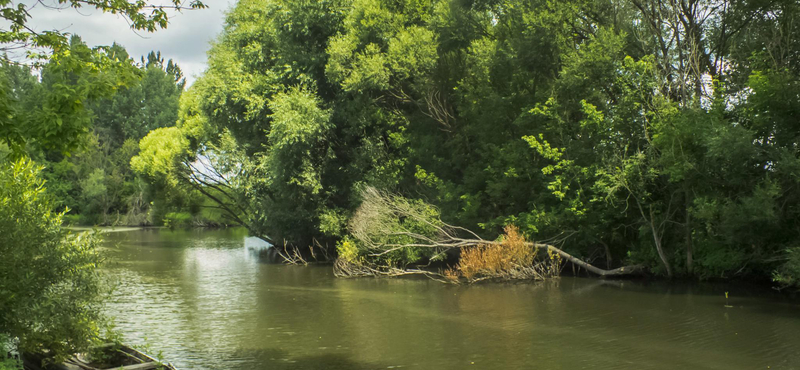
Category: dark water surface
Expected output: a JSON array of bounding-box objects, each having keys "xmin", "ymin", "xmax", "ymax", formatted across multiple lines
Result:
[{"xmin": 102, "ymin": 229, "xmax": 800, "ymax": 370}]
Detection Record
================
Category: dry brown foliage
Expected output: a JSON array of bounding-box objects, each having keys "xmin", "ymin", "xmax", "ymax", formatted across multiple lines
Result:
[
  {"xmin": 443, "ymin": 267, "xmax": 460, "ymax": 283},
  {"xmin": 337, "ymin": 188, "xmax": 642, "ymax": 282},
  {"xmin": 455, "ymin": 225, "xmax": 561, "ymax": 282}
]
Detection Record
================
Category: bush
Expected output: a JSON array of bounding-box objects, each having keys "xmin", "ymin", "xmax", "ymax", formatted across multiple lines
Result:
[
  {"xmin": 336, "ymin": 237, "xmax": 361, "ymax": 263},
  {"xmin": 774, "ymin": 247, "xmax": 800, "ymax": 290},
  {"xmin": 454, "ymin": 225, "xmax": 561, "ymax": 282},
  {"xmin": 0, "ymin": 159, "xmax": 107, "ymax": 362},
  {"xmin": 163, "ymin": 211, "xmax": 193, "ymax": 229},
  {"xmin": 348, "ymin": 187, "xmax": 448, "ymax": 266}
]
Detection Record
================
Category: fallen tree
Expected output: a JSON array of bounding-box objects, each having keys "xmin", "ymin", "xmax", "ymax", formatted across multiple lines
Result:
[{"xmin": 335, "ymin": 187, "xmax": 645, "ymax": 282}]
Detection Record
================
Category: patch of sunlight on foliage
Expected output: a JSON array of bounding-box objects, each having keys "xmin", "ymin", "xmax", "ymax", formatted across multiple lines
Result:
[
  {"xmin": 131, "ymin": 126, "xmax": 190, "ymax": 186},
  {"xmin": 349, "ymin": 187, "xmax": 445, "ymax": 266},
  {"xmin": 336, "ymin": 237, "xmax": 361, "ymax": 264}
]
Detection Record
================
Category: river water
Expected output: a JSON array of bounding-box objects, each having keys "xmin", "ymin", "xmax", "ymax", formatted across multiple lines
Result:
[{"xmin": 102, "ymin": 229, "xmax": 800, "ymax": 370}]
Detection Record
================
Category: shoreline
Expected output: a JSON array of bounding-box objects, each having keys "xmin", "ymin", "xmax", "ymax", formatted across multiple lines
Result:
[{"xmin": 65, "ymin": 226, "xmax": 165, "ymax": 233}]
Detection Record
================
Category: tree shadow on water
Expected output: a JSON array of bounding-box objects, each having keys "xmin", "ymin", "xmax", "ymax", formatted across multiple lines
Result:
[{"xmin": 229, "ymin": 348, "xmax": 392, "ymax": 370}]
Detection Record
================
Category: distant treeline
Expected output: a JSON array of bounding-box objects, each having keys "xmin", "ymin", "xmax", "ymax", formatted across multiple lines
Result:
[{"xmin": 1, "ymin": 38, "xmax": 226, "ymax": 227}]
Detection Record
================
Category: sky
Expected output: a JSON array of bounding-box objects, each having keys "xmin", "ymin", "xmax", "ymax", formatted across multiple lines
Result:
[{"xmin": 23, "ymin": 0, "xmax": 234, "ymax": 86}]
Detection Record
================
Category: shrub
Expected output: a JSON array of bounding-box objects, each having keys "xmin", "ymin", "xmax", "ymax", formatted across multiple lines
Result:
[
  {"xmin": 456, "ymin": 226, "xmax": 560, "ymax": 282},
  {"xmin": 163, "ymin": 211, "xmax": 193, "ymax": 229},
  {"xmin": 774, "ymin": 247, "xmax": 800, "ymax": 290},
  {"xmin": 0, "ymin": 159, "xmax": 107, "ymax": 362},
  {"xmin": 336, "ymin": 236, "xmax": 361, "ymax": 263}
]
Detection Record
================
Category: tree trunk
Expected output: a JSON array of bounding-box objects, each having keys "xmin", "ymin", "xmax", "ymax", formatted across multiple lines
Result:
[
  {"xmin": 685, "ymin": 193, "xmax": 693, "ymax": 276},
  {"xmin": 649, "ymin": 208, "xmax": 673, "ymax": 278},
  {"xmin": 653, "ymin": 234, "xmax": 673, "ymax": 278},
  {"xmin": 601, "ymin": 241, "xmax": 613, "ymax": 269},
  {"xmin": 540, "ymin": 243, "xmax": 645, "ymax": 277}
]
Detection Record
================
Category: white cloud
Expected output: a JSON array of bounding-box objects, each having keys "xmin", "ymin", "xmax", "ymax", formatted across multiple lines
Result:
[{"xmin": 21, "ymin": 0, "xmax": 233, "ymax": 85}]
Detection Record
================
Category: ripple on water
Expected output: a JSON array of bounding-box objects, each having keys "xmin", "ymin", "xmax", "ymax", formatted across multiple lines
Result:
[{"xmin": 103, "ymin": 229, "xmax": 800, "ymax": 370}]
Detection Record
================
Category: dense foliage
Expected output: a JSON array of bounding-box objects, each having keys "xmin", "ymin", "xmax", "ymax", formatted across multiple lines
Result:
[
  {"xmin": 0, "ymin": 0, "xmax": 206, "ymax": 155},
  {"xmin": 0, "ymin": 42, "xmax": 220, "ymax": 226},
  {"xmin": 0, "ymin": 159, "xmax": 106, "ymax": 362},
  {"xmin": 136, "ymin": 0, "xmax": 800, "ymax": 288},
  {"xmin": 0, "ymin": 1, "xmax": 206, "ymax": 365}
]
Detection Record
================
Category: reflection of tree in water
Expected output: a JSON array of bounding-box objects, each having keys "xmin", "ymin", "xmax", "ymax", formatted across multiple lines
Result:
[
  {"xmin": 229, "ymin": 348, "xmax": 386, "ymax": 370},
  {"xmin": 105, "ymin": 231, "xmax": 800, "ymax": 370}
]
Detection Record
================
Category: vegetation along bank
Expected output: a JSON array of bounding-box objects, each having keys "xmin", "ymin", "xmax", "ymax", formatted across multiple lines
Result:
[
  {"xmin": 128, "ymin": 0, "xmax": 800, "ymax": 288},
  {"xmin": 4, "ymin": 0, "xmax": 800, "ymax": 367}
]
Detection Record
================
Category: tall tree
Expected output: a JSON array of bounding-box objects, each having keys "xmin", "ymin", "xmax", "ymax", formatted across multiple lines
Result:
[{"xmin": 135, "ymin": 0, "xmax": 800, "ymax": 287}]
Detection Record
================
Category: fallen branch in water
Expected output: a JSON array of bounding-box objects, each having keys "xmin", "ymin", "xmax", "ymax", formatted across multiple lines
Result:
[
  {"xmin": 342, "ymin": 187, "xmax": 645, "ymax": 281},
  {"xmin": 542, "ymin": 244, "xmax": 645, "ymax": 277},
  {"xmin": 453, "ymin": 237, "xmax": 645, "ymax": 277},
  {"xmin": 333, "ymin": 258, "xmax": 451, "ymax": 283},
  {"xmin": 275, "ymin": 241, "xmax": 308, "ymax": 265}
]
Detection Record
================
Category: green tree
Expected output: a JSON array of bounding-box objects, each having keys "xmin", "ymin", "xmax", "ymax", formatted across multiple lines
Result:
[
  {"xmin": 0, "ymin": 0, "xmax": 205, "ymax": 155},
  {"xmin": 138, "ymin": 0, "xmax": 800, "ymax": 288},
  {"xmin": 0, "ymin": 159, "xmax": 105, "ymax": 362},
  {"xmin": 0, "ymin": 36, "xmax": 139, "ymax": 155},
  {"xmin": 133, "ymin": 0, "xmax": 350, "ymax": 242},
  {"xmin": 8, "ymin": 43, "xmax": 190, "ymax": 225},
  {"xmin": 93, "ymin": 48, "xmax": 184, "ymax": 147},
  {"xmin": 0, "ymin": 0, "xmax": 206, "ymax": 57},
  {"xmin": 1, "ymin": 1, "xmax": 206, "ymax": 366}
]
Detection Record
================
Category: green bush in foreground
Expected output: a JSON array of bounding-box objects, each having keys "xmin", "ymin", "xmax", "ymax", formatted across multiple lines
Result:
[
  {"xmin": 0, "ymin": 334, "xmax": 20, "ymax": 370},
  {"xmin": 0, "ymin": 159, "xmax": 107, "ymax": 362}
]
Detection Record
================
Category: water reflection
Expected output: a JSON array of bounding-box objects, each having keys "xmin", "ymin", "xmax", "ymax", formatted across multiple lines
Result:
[{"xmin": 103, "ymin": 229, "xmax": 800, "ymax": 370}]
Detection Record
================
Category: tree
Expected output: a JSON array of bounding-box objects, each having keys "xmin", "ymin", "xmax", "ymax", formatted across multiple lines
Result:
[
  {"xmin": 0, "ymin": 0, "xmax": 206, "ymax": 58},
  {"xmin": 0, "ymin": 1, "xmax": 206, "ymax": 366},
  {"xmin": 0, "ymin": 159, "xmax": 105, "ymax": 362},
  {"xmin": 2, "ymin": 43, "xmax": 190, "ymax": 225},
  {"xmin": 139, "ymin": 0, "xmax": 800, "ymax": 288},
  {"xmin": 0, "ymin": 36, "xmax": 139, "ymax": 155},
  {"xmin": 92, "ymin": 48, "xmax": 185, "ymax": 147},
  {"xmin": 0, "ymin": 0, "xmax": 205, "ymax": 156},
  {"xmin": 133, "ymin": 0, "xmax": 350, "ymax": 243}
]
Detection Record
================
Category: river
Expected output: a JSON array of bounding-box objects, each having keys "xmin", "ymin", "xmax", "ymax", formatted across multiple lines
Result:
[{"xmin": 102, "ymin": 229, "xmax": 800, "ymax": 369}]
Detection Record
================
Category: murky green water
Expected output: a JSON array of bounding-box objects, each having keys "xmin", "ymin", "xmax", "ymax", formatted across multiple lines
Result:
[{"xmin": 102, "ymin": 229, "xmax": 800, "ymax": 370}]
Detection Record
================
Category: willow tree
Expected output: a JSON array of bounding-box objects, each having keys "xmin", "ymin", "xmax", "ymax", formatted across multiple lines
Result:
[
  {"xmin": 335, "ymin": 187, "xmax": 643, "ymax": 281},
  {"xmin": 142, "ymin": 0, "xmax": 800, "ymax": 288}
]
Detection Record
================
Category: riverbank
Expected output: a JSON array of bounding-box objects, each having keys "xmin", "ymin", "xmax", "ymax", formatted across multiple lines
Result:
[
  {"xmin": 66, "ymin": 226, "xmax": 164, "ymax": 233},
  {"xmin": 65, "ymin": 224, "xmax": 235, "ymax": 232}
]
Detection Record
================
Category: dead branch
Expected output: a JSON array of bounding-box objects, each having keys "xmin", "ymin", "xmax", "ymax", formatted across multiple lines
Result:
[
  {"xmin": 349, "ymin": 187, "xmax": 645, "ymax": 278},
  {"xmin": 275, "ymin": 241, "xmax": 308, "ymax": 266},
  {"xmin": 333, "ymin": 258, "xmax": 451, "ymax": 283}
]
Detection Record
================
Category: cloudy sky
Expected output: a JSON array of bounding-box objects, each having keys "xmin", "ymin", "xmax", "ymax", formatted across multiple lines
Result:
[{"xmin": 23, "ymin": 0, "xmax": 234, "ymax": 85}]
